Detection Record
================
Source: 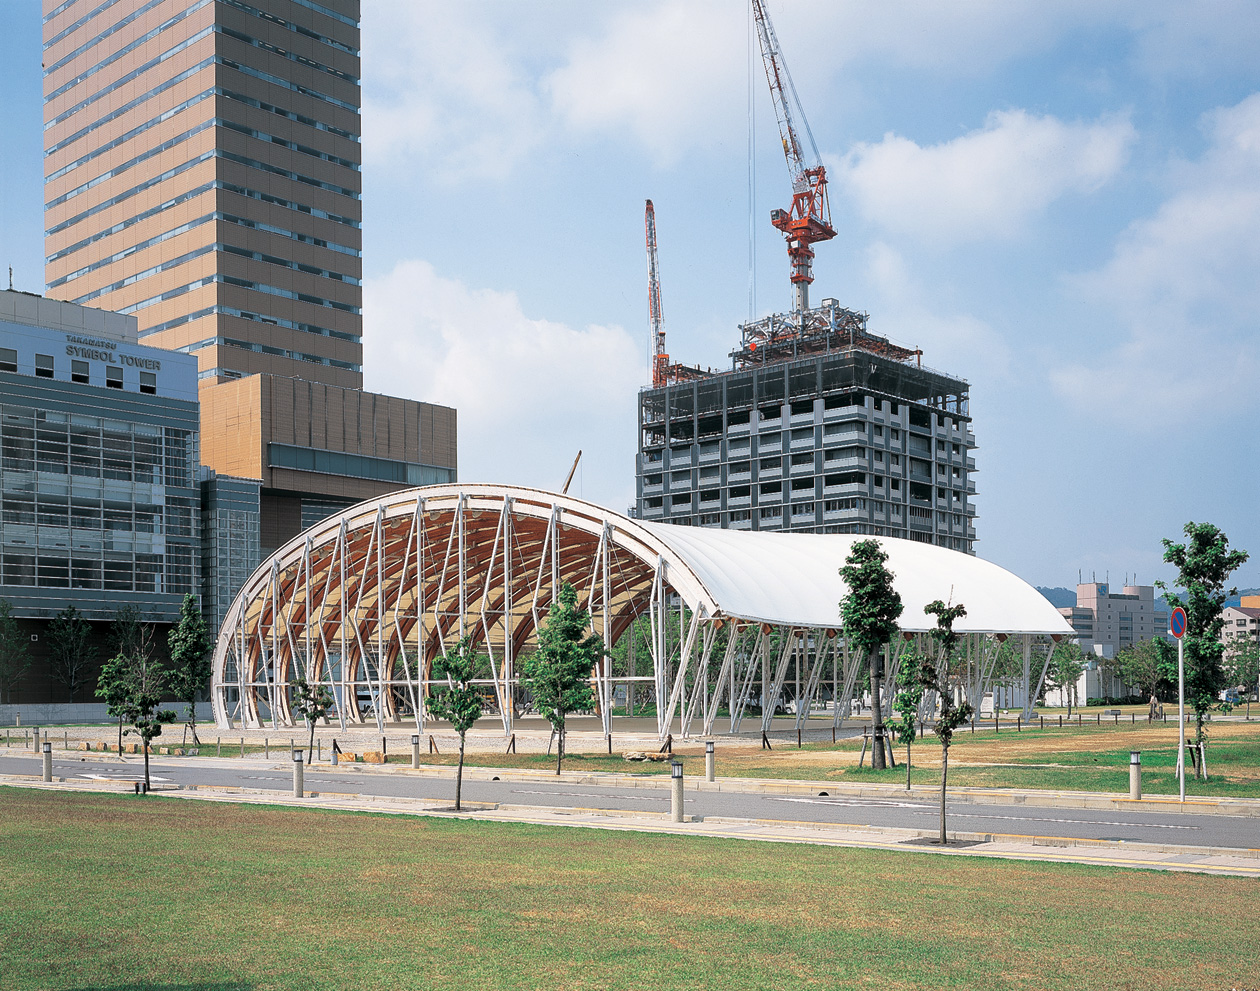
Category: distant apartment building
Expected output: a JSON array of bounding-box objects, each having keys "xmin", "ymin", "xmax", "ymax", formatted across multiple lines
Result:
[
  {"xmin": 41, "ymin": 0, "xmax": 457, "ymax": 563},
  {"xmin": 635, "ymin": 301, "xmax": 977, "ymax": 550},
  {"xmin": 1221, "ymin": 596, "xmax": 1260, "ymax": 647},
  {"xmin": 1057, "ymin": 583, "xmax": 1170, "ymax": 658},
  {"xmin": 1054, "ymin": 582, "xmax": 1170, "ymax": 700}
]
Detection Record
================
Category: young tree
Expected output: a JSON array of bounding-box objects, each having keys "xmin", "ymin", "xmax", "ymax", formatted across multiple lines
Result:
[
  {"xmin": 46, "ymin": 604, "xmax": 94, "ymax": 702},
  {"xmin": 891, "ymin": 648, "xmax": 923, "ymax": 790},
  {"xmin": 840, "ymin": 539, "xmax": 904, "ymax": 770},
  {"xmin": 0, "ymin": 599, "xmax": 31, "ymax": 704},
  {"xmin": 920, "ymin": 598, "xmax": 973, "ymax": 845},
  {"xmin": 121, "ymin": 625, "xmax": 176, "ymax": 791},
  {"xmin": 1114, "ymin": 638, "xmax": 1176, "ymax": 718},
  {"xmin": 290, "ymin": 677, "xmax": 335, "ymax": 763},
  {"xmin": 1156, "ymin": 522, "xmax": 1249, "ymax": 756},
  {"xmin": 95, "ymin": 652, "xmax": 132, "ymax": 754},
  {"xmin": 166, "ymin": 594, "xmax": 213, "ymax": 745},
  {"xmin": 1048, "ymin": 642, "xmax": 1087, "ymax": 715},
  {"xmin": 522, "ymin": 583, "xmax": 601, "ymax": 774},
  {"xmin": 426, "ymin": 636, "xmax": 485, "ymax": 810}
]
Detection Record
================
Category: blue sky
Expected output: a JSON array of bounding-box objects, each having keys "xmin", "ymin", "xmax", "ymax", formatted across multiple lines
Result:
[{"xmin": 2, "ymin": 1, "xmax": 1257, "ymax": 591}]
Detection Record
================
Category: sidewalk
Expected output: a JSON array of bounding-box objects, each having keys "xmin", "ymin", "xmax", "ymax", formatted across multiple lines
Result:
[{"xmin": 4, "ymin": 771, "xmax": 1258, "ymax": 878}]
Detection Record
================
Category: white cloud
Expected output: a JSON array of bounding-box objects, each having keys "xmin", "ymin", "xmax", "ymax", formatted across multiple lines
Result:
[
  {"xmin": 835, "ymin": 110, "xmax": 1135, "ymax": 244},
  {"xmin": 361, "ymin": 4, "xmax": 549, "ymax": 180},
  {"xmin": 862, "ymin": 242, "xmax": 1011, "ymax": 380},
  {"xmin": 544, "ymin": 0, "xmax": 745, "ymax": 165},
  {"xmin": 363, "ymin": 260, "xmax": 642, "ymax": 505},
  {"xmin": 1052, "ymin": 93, "xmax": 1260, "ymax": 423}
]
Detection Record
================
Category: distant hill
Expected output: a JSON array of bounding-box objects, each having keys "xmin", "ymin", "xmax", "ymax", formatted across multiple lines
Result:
[
  {"xmin": 1036, "ymin": 587, "xmax": 1076, "ymax": 609},
  {"xmin": 1037, "ymin": 586, "xmax": 1260, "ymax": 611}
]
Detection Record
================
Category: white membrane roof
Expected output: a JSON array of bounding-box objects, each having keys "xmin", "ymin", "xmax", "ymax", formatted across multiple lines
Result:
[{"xmin": 640, "ymin": 523, "xmax": 1072, "ymax": 636}]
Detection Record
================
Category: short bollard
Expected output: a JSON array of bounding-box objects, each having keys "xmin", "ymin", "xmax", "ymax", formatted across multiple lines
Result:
[
  {"xmin": 32, "ymin": 727, "xmax": 40, "ymax": 752},
  {"xmin": 411, "ymin": 734, "xmax": 420, "ymax": 769},
  {"xmin": 705, "ymin": 740, "xmax": 715, "ymax": 783},
  {"xmin": 292, "ymin": 749, "xmax": 304, "ymax": 797},
  {"xmin": 42, "ymin": 741, "xmax": 52, "ymax": 782},
  {"xmin": 1130, "ymin": 750, "xmax": 1142, "ymax": 801},
  {"xmin": 670, "ymin": 760, "xmax": 684, "ymax": 823}
]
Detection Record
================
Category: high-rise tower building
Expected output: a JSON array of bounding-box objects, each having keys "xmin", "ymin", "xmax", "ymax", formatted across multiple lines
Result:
[
  {"xmin": 41, "ymin": 0, "xmax": 456, "ymax": 559},
  {"xmin": 635, "ymin": 300, "xmax": 978, "ymax": 551}
]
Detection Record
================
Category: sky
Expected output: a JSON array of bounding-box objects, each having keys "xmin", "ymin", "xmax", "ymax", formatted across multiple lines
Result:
[{"xmin": 1, "ymin": 0, "xmax": 1257, "ymax": 592}]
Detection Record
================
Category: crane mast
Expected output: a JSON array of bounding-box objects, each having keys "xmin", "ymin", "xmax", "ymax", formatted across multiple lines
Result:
[
  {"xmin": 751, "ymin": 0, "xmax": 836, "ymax": 313},
  {"xmin": 645, "ymin": 199, "xmax": 669, "ymax": 387}
]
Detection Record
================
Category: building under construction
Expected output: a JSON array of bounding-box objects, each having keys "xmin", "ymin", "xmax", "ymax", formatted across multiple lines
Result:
[
  {"xmin": 634, "ymin": 301, "xmax": 976, "ymax": 551},
  {"xmin": 634, "ymin": 0, "xmax": 976, "ymax": 552}
]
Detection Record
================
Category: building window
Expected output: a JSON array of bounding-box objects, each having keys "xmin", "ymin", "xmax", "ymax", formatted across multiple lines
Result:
[
  {"xmin": 106, "ymin": 366, "xmax": 123, "ymax": 389},
  {"xmin": 35, "ymin": 354, "xmax": 54, "ymax": 378},
  {"xmin": 0, "ymin": 348, "xmax": 16, "ymax": 372},
  {"xmin": 759, "ymin": 506, "xmax": 781, "ymax": 520},
  {"xmin": 139, "ymin": 371, "xmax": 157, "ymax": 394},
  {"xmin": 891, "ymin": 429, "xmax": 900, "ymax": 440},
  {"xmin": 71, "ymin": 360, "xmax": 90, "ymax": 384}
]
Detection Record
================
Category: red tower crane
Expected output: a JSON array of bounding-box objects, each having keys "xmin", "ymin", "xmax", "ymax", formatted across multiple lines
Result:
[
  {"xmin": 751, "ymin": 0, "xmax": 836, "ymax": 313},
  {"xmin": 645, "ymin": 199, "xmax": 669, "ymax": 387}
]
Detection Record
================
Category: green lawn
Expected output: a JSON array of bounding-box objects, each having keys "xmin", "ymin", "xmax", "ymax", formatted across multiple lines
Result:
[{"xmin": 1, "ymin": 788, "xmax": 1258, "ymax": 990}]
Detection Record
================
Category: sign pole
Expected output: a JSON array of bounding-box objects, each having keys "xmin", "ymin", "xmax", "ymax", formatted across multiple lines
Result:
[
  {"xmin": 1178, "ymin": 635, "xmax": 1185, "ymax": 803},
  {"xmin": 1170, "ymin": 606, "xmax": 1187, "ymax": 804}
]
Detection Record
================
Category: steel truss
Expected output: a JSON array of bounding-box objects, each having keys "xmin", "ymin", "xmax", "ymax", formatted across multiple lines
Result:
[{"xmin": 212, "ymin": 485, "xmax": 1062, "ymax": 738}]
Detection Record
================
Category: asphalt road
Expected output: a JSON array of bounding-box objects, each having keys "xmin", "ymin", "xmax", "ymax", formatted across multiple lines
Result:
[{"xmin": 5, "ymin": 753, "xmax": 1258, "ymax": 849}]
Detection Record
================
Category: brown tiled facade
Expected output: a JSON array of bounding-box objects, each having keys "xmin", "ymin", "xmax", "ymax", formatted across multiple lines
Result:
[
  {"xmin": 43, "ymin": 0, "xmax": 457, "ymax": 558},
  {"xmin": 43, "ymin": 0, "xmax": 364, "ymax": 385}
]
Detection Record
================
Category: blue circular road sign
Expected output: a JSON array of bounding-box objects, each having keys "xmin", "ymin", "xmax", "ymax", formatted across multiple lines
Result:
[{"xmin": 1170, "ymin": 607, "xmax": 1187, "ymax": 639}]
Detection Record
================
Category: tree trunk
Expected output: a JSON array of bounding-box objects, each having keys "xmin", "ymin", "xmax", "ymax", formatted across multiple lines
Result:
[
  {"xmin": 307, "ymin": 719, "xmax": 316, "ymax": 764},
  {"xmin": 117, "ymin": 715, "xmax": 123, "ymax": 755},
  {"xmin": 190, "ymin": 701, "xmax": 201, "ymax": 747},
  {"xmin": 555, "ymin": 723, "xmax": 564, "ymax": 775},
  {"xmin": 143, "ymin": 741, "xmax": 151, "ymax": 791},
  {"xmin": 455, "ymin": 733, "xmax": 465, "ymax": 811},
  {"xmin": 905, "ymin": 738, "xmax": 912, "ymax": 791},
  {"xmin": 938, "ymin": 743, "xmax": 949, "ymax": 844},
  {"xmin": 869, "ymin": 653, "xmax": 886, "ymax": 771}
]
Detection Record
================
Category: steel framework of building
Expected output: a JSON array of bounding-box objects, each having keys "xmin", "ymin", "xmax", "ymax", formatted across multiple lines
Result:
[{"xmin": 212, "ymin": 484, "xmax": 1070, "ymax": 736}]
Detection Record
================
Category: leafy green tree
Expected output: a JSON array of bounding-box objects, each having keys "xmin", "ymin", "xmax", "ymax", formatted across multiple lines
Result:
[
  {"xmin": 46, "ymin": 605, "xmax": 93, "ymax": 702},
  {"xmin": 1114, "ymin": 638, "xmax": 1176, "ymax": 717},
  {"xmin": 840, "ymin": 539, "xmax": 904, "ymax": 771},
  {"xmin": 0, "ymin": 599, "xmax": 31, "ymax": 705},
  {"xmin": 1223, "ymin": 635, "xmax": 1260, "ymax": 719},
  {"xmin": 1156, "ymin": 522, "xmax": 1249, "ymax": 756},
  {"xmin": 290, "ymin": 677, "xmax": 335, "ymax": 763},
  {"xmin": 1048, "ymin": 641, "xmax": 1087, "ymax": 716},
  {"xmin": 920, "ymin": 598, "xmax": 973, "ymax": 845},
  {"xmin": 117, "ymin": 623, "xmax": 175, "ymax": 791},
  {"xmin": 166, "ymin": 594, "xmax": 213, "ymax": 746},
  {"xmin": 522, "ymin": 583, "xmax": 601, "ymax": 774},
  {"xmin": 426, "ymin": 636, "xmax": 485, "ymax": 810},
  {"xmin": 891, "ymin": 648, "xmax": 923, "ymax": 790},
  {"xmin": 95, "ymin": 652, "xmax": 132, "ymax": 753}
]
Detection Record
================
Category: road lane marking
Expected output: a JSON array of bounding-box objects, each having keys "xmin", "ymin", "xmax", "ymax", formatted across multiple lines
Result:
[
  {"xmin": 770, "ymin": 797, "xmax": 933, "ymax": 809},
  {"xmin": 912, "ymin": 811, "xmax": 1198, "ymax": 829}
]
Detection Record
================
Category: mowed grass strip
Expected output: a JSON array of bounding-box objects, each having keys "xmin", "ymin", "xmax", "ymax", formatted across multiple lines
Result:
[{"xmin": 1, "ymin": 788, "xmax": 1258, "ymax": 991}]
